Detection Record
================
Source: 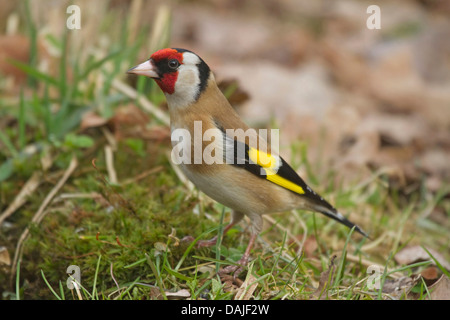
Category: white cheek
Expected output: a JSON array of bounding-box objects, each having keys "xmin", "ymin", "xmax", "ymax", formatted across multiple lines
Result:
[{"xmin": 165, "ymin": 65, "xmax": 200, "ymax": 109}]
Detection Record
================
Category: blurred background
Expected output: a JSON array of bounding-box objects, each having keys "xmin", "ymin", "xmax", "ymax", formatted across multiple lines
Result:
[{"xmin": 0, "ymin": 0, "xmax": 449, "ymax": 299}]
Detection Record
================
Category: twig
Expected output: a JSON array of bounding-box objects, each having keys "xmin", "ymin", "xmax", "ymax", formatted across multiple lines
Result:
[
  {"xmin": 104, "ymin": 145, "xmax": 118, "ymax": 184},
  {"xmin": 122, "ymin": 165, "xmax": 164, "ymax": 185},
  {"xmin": 128, "ymin": 0, "xmax": 143, "ymax": 43},
  {"xmin": 148, "ymin": 5, "xmax": 172, "ymax": 52},
  {"xmin": 112, "ymin": 78, "xmax": 170, "ymax": 126},
  {"xmin": 53, "ymin": 192, "xmax": 103, "ymax": 202},
  {"xmin": 110, "ymin": 262, "xmax": 121, "ymax": 294},
  {"xmin": 10, "ymin": 156, "xmax": 78, "ymax": 282},
  {"xmin": 101, "ymin": 127, "xmax": 118, "ymax": 185},
  {"xmin": 101, "ymin": 127, "xmax": 117, "ymax": 150},
  {"xmin": 0, "ymin": 171, "xmax": 41, "ymax": 226},
  {"xmin": 73, "ymin": 280, "xmax": 83, "ymax": 300}
]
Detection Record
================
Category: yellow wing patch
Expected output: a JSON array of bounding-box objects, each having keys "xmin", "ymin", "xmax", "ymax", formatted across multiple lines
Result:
[
  {"xmin": 248, "ymin": 147, "xmax": 305, "ymax": 195},
  {"xmin": 265, "ymin": 170, "xmax": 305, "ymax": 195},
  {"xmin": 248, "ymin": 148, "xmax": 278, "ymax": 169}
]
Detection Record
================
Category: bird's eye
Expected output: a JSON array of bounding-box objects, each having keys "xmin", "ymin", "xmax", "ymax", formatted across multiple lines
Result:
[{"xmin": 168, "ymin": 59, "xmax": 179, "ymax": 69}]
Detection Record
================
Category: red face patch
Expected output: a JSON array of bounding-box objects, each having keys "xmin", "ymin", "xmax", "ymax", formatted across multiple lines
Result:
[
  {"xmin": 150, "ymin": 48, "xmax": 184, "ymax": 95},
  {"xmin": 150, "ymin": 48, "xmax": 184, "ymax": 64},
  {"xmin": 154, "ymin": 74, "xmax": 178, "ymax": 95}
]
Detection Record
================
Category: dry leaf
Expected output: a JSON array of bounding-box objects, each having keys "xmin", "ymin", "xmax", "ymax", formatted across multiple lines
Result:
[
  {"xmin": 0, "ymin": 246, "xmax": 11, "ymax": 266},
  {"xmin": 111, "ymin": 104, "xmax": 149, "ymax": 127},
  {"xmin": 382, "ymin": 274, "xmax": 421, "ymax": 299},
  {"xmin": 154, "ymin": 242, "xmax": 170, "ymax": 254},
  {"xmin": 395, "ymin": 246, "xmax": 450, "ymax": 271},
  {"xmin": 234, "ymin": 273, "xmax": 258, "ymax": 300},
  {"xmin": 197, "ymin": 264, "xmax": 215, "ymax": 275},
  {"xmin": 138, "ymin": 126, "xmax": 171, "ymax": 142},
  {"xmin": 217, "ymin": 78, "xmax": 250, "ymax": 107},
  {"xmin": 421, "ymin": 266, "xmax": 440, "ymax": 287},
  {"xmin": 311, "ymin": 255, "xmax": 336, "ymax": 300},
  {"xmin": 220, "ymin": 274, "xmax": 241, "ymax": 293},
  {"xmin": 149, "ymin": 287, "xmax": 163, "ymax": 300},
  {"xmin": 0, "ymin": 35, "xmax": 30, "ymax": 85},
  {"xmin": 428, "ymin": 275, "xmax": 450, "ymax": 300},
  {"xmin": 165, "ymin": 289, "xmax": 191, "ymax": 300},
  {"xmin": 80, "ymin": 111, "xmax": 109, "ymax": 131},
  {"xmin": 303, "ymin": 235, "xmax": 318, "ymax": 258}
]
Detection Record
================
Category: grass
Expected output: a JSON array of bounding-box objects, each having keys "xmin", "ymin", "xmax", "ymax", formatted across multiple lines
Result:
[{"xmin": 0, "ymin": 1, "xmax": 449, "ymax": 301}]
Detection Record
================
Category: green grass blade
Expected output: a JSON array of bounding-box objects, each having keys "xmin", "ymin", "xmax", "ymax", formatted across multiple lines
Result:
[
  {"xmin": 145, "ymin": 253, "xmax": 167, "ymax": 300},
  {"xmin": 0, "ymin": 131, "xmax": 18, "ymax": 157},
  {"xmin": 0, "ymin": 160, "xmax": 14, "ymax": 182},
  {"xmin": 421, "ymin": 246, "xmax": 450, "ymax": 278},
  {"xmin": 377, "ymin": 253, "xmax": 392, "ymax": 300},
  {"xmin": 24, "ymin": 0, "xmax": 37, "ymax": 87},
  {"xmin": 192, "ymin": 255, "xmax": 239, "ymax": 266},
  {"xmin": 8, "ymin": 59, "xmax": 59, "ymax": 86},
  {"xmin": 80, "ymin": 51, "xmax": 121, "ymax": 81},
  {"xmin": 117, "ymin": 277, "xmax": 141, "ymax": 300},
  {"xmin": 215, "ymin": 207, "xmax": 226, "ymax": 272},
  {"xmin": 19, "ymin": 90, "xmax": 26, "ymax": 150},
  {"xmin": 91, "ymin": 254, "xmax": 102, "ymax": 299},
  {"xmin": 15, "ymin": 258, "xmax": 21, "ymax": 300},
  {"xmin": 174, "ymin": 227, "xmax": 219, "ymax": 271},
  {"xmin": 59, "ymin": 30, "xmax": 68, "ymax": 103},
  {"xmin": 124, "ymin": 257, "xmax": 147, "ymax": 269},
  {"xmin": 41, "ymin": 270, "xmax": 62, "ymax": 300},
  {"xmin": 59, "ymin": 281, "xmax": 66, "ymax": 300},
  {"xmin": 334, "ymin": 226, "xmax": 355, "ymax": 288},
  {"xmin": 163, "ymin": 264, "xmax": 191, "ymax": 282}
]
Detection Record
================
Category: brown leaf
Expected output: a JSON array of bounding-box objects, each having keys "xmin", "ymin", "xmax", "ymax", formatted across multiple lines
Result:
[
  {"xmin": 428, "ymin": 275, "xmax": 450, "ymax": 300},
  {"xmin": 149, "ymin": 287, "xmax": 164, "ymax": 300},
  {"xmin": 382, "ymin": 274, "xmax": 421, "ymax": 299},
  {"xmin": 138, "ymin": 126, "xmax": 171, "ymax": 142},
  {"xmin": 0, "ymin": 35, "xmax": 30, "ymax": 85},
  {"xmin": 165, "ymin": 289, "xmax": 191, "ymax": 300},
  {"xmin": 288, "ymin": 234, "xmax": 317, "ymax": 256},
  {"xmin": 311, "ymin": 255, "xmax": 336, "ymax": 300},
  {"xmin": 419, "ymin": 149, "xmax": 450, "ymax": 177},
  {"xmin": 421, "ymin": 266, "xmax": 440, "ymax": 287},
  {"xmin": 106, "ymin": 104, "xmax": 171, "ymax": 142},
  {"xmin": 80, "ymin": 111, "xmax": 109, "ymax": 131},
  {"xmin": 303, "ymin": 235, "xmax": 318, "ymax": 258},
  {"xmin": 220, "ymin": 273, "xmax": 243, "ymax": 290},
  {"xmin": 234, "ymin": 273, "xmax": 258, "ymax": 300},
  {"xmin": 0, "ymin": 246, "xmax": 11, "ymax": 266},
  {"xmin": 111, "ymin": 104, "xmax": 149, "ymax": 127},
  {"xmin": 217, "ymin": 78, "xmax": 250, "ymax": 107},
  {"xmin": 395, "ymin": 246, "xmax": 450, "ymax": 271}
]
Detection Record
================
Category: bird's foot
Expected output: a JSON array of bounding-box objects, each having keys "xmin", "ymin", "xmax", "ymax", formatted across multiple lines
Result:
[{"xmin": 218, "ymin": 254, "xmax": 250, "ymax": 277}]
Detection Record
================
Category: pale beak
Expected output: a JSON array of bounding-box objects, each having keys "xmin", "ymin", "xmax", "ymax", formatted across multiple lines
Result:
[{"xmin": 127, "ymin": 59, "xmax": 159, "ymax": 78}]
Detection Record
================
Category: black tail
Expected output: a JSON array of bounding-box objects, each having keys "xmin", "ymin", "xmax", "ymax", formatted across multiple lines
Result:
[{"xmin": 310, "ymin": 202, "xmax": 369, "ymax": 238}]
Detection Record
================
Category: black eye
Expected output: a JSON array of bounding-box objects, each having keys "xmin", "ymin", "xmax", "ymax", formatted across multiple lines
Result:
[{"xmin": 168, "ymin": 59, "xmax": 179, "ymax": 69}]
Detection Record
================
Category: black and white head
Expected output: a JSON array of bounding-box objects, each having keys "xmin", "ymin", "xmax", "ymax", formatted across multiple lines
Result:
[{"xmin": 127, "ymin": 48, "xmax": 211, "ymax": 109}]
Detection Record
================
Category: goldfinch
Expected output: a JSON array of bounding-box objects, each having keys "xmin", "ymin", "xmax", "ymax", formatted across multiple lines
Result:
[{"xmin": 128, "ymin": 48, "xmax": 368, "ymax": 273}]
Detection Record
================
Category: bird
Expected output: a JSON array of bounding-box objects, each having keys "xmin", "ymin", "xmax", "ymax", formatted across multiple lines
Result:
[{"xmin": 127, "ymin": 48, "xmax": 368, "ymax": 274}]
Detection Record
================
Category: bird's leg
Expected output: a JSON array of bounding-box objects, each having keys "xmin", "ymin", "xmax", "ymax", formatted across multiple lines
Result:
[
  {"xmin": 219, "ymin": 233, "xmax": 257, "ymax": 276},
  {"xmin": 219, "ymin": 212, "xmax": 262, "ymax": 276}
]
